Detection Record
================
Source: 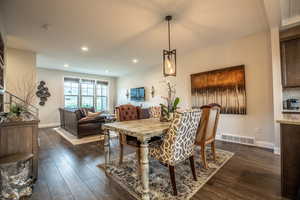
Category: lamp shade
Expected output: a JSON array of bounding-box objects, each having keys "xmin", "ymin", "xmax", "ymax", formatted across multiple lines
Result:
[{"xmin": 163, "ymin": 49, "xmax": 176, "ymax": 77}]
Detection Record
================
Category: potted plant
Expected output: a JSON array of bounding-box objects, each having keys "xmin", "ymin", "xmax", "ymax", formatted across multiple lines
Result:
[
  {"xmin": 160, "ymin": 97, "xmax": 180, "ymax": 122},
  {"xmin": 160, "ymin": 82, "xmax": 180, "ymax": 122},
  {"xmin": 7, "ymin": 103, "xmax": 25, "ymax": 121}
]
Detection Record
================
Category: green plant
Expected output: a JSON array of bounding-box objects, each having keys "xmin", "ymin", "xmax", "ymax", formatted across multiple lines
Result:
[
  {"xmin": 10, "ymin": 103, "xmax": 25, "ymax": 116},
  {"xmin": 160, "ymin": 97, "xmax": 180, "ymax": 118}
]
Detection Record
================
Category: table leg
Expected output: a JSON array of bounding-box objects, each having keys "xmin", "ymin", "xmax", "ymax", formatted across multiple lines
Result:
[
  {"xmin": 140, "ymin": 141, "xmax": 150, "ymax": 200},
  {"xmin": 104, "ymin": 129, "xmax": 110, "ymax": 171}
]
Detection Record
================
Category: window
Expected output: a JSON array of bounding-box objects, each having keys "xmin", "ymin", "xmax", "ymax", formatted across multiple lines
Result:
[
  {"xmin": 80, "ymin": 79, "xmax": 95, "ymax": 108},
  {"xmin": 64, "ymin": 78, "xmax": 80, "ymax": 109},
  {"xmin": 96, "ymin": 81, "xmax": 108, "ymax": 111},
  {"xmin": 63, "ymin": 77, "xmax": 109, "ymax": 111}
]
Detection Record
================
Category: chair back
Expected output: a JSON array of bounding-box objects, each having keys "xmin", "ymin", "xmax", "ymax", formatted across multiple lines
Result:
[
  {"xmin": 195, "ymin": 106, "xmax": 210, "ymax": 143},
  {"xmin": 115, "ymin": 104, "xmax": 139, "ymax": 121},
  {"xmin": 205, "ymin": 104, "xmax": 221, "ymax": 141},
  {"xmin": 149, "ymin": 106, "xmax": 161, "ymax": 118},
  {"xmin": 195, "ymin": 104, "xmax": 221, "ymax": 144},
  {"xmin": 161, "ymin": 109, "xmax": 201, "ymax": 165}
]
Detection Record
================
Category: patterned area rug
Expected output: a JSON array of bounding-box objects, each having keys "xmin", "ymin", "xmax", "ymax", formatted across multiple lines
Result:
[{"xmin": 99, "ymin": 148, "xmax": 234, "ymax": 200}]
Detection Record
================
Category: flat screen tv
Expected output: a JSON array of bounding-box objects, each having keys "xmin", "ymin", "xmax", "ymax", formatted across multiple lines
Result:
[{"xmin": 130, "ymin": 87, "xmax": 145, "ymax": 102}]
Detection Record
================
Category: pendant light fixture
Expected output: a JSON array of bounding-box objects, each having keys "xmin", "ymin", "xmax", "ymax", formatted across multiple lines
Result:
[{"xmin": 163, "ymin": 15, "xmax": 176, "ymax": 77}]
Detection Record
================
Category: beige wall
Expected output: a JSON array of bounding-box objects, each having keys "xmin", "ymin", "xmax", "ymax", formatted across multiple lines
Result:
[
  {"xmin": 5, "ymin": 48, "xmax": 37, "ymax": 101},
  {"xmin": 117, "ymin": 31, "xmax": 275, "ymax": 146},
  {"xmin": 37, "ymin": 68, "xmax": 117, "ymax": 127}
]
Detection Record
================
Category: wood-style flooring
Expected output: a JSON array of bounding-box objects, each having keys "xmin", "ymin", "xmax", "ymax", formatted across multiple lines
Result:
[{"xmin": 30, "ymin": 128, "xmax": 283, "ymax": 200}]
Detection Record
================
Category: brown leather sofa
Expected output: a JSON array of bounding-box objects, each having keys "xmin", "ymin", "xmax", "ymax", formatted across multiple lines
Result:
[{"xmin": 59, "ymin": 108, "xmax": 106, "ymax": 138}]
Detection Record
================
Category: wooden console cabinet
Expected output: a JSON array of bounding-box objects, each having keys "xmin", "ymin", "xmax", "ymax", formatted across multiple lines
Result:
[
  {"xmin": 280, "ymin": 123, "xmax": 300, "ymax": 199},
  {"xmin": 0, "ymin": 120, "xmax": 39, "ymax": 179}
]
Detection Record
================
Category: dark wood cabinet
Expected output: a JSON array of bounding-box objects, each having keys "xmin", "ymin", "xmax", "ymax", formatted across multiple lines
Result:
[
  {"xmin": 280, "ymin": 26, "xmax": 300, "ymax": 88},
  {"xmin": 280, "ymin": 124, "xmax": 300, "ymax": 199}
]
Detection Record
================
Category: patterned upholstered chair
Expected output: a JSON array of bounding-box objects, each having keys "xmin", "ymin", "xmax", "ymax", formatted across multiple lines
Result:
[
  {"xmin": 195, "ymin": 104, "xmax": 221, "ymax": 169},
  {"xmin": 149, "ymin": 106, "xmax": 161, "ymax": 119},
  {"xmin": 115, "ymin": 104, "xmax": 141, "ymax": 164},
  {"xmin": 149, "ymin": 109, "xmax": 201, "ymax": 196}
]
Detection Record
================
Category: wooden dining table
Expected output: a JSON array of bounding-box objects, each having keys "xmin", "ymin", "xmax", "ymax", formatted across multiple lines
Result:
[{"xmin": 103, "ymin": 118, "xmax": 171, "ymax": 200}]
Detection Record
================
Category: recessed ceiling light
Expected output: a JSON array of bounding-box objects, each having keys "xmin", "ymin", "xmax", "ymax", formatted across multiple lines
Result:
[
  {"xmin": 64, "ymin": 64, "xmax": 69, "ymax": 67},
  {"xmin": 132, "ymin": 59, "xmax": 138, "ymax": 63},
  {"xmin": 105, "ymin": 70, "xmax": 109, "ymax": 73},
  {"xmin": 81, "ymin": 46, "xmax": 89, "ymax": 52}
]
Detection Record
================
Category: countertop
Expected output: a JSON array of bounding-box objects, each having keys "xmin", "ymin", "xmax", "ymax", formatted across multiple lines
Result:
[{"xmin": 277, "ymin": 114, "xmax": 300, "ymax": 125}]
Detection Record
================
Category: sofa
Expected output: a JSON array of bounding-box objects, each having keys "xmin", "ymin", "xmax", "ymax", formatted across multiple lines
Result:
[{"xmin": 59, "ymin": 107, "xmax": 106, "ymax": 138}]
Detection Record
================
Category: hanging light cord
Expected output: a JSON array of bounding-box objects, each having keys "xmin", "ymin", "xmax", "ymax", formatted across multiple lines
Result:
[{"xmin": 168, "ymin": 19, "xmax": 171, "ymax": 51}]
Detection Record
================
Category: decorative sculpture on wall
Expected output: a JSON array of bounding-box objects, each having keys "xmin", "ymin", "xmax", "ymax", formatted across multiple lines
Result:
[{"xmin": 36, "ymin": 81, "xmax": 50, "ymax": 106}]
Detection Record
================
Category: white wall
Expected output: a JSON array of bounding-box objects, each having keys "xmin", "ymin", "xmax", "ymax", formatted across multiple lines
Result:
[
  {"xmin": 117, "ymin": 31, "xmax": 275, "ymax": 147},
  {"xmin": 37, "ymin": 68, "xmax": 117, "ymax": 127},
  {"xmin": 5, "ymin": 48, "xmax": 37, "ymax": 100}
]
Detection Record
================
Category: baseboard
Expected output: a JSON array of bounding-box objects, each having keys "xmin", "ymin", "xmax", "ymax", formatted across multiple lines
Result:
[
  {"xmin": 255, "ymin": 141, "xmax": 275, "ymax": 150},
  {"xmin": 39, "ymin": 123, "xmax": 60, "ymax": 128},
  {"xmin": 216, "ymin": 134, "xmax": 278, "ymax": 153}
]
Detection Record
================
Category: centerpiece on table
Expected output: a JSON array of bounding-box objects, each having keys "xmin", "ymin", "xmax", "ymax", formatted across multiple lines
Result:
[{"xmin": 160, "ymin": 81, "xmax": 180, "ymax": 122}]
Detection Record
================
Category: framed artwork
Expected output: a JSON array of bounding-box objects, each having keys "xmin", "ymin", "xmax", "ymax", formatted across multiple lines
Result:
[{"xmin": 191, "ymin": 65, "xmax": 246, "ymax": 114}]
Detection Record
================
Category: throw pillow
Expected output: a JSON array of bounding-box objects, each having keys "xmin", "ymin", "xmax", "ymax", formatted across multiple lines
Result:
[
  {"xmin": 87, "ymin": 111, "xmax": 102, "ymax": 117},
  {"xmin": 78, "ymin": 116, "xmax": 94, "ymax": 123},
  {"xmin": 79, "ymin": 108, "xmax": 89, "ymax": 117}
]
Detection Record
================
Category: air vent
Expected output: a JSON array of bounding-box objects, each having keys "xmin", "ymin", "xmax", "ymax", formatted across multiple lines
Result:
[{"xmin": 220, "ymin": 134, "xmax": 255, "ymax": 145}]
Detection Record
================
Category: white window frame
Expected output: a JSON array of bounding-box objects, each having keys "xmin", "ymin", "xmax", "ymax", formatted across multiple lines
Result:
[
  {"xmin": 63, "ymin": 77, "xmax": 80, "ymax": 109},
  {"xmin": 80, "ymin": 79, "xmax": 95, "ymax": 108},
  {"xmin": 96, "ymin": 81, "xmax": 109, "ymax": 112},
  {"xmin": 63, "ymin": 76, "xmax": 110, "ymax": 111}
]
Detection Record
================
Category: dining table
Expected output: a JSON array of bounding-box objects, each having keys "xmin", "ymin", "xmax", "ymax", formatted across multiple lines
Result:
[{"xmin": 103, "ymin": 118, "xmax": 171, "ymax": 200}]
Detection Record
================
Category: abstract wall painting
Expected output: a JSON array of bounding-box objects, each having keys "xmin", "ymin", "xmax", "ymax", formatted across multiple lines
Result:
[{"xmin": 191, "ymin": 65, "xmax": 246, "ymax": 115}]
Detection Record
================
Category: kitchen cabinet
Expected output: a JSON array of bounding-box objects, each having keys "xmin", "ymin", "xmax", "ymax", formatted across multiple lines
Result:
[
  {"xmin": 277, "ymin": 118, "xmax": 300, "ymax": 199},
  {"xmin": 280, "ymin": 26, "xmax": 300, "ymax": 88}
]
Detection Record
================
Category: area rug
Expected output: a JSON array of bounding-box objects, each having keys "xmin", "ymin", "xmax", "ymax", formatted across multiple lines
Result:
[
  {"xmin": 54, "ymin": 127, "xmax": 117, "ymax": 145},
  {"xmin": 98, "ymin": 148, "xmax": 234, "ymax": 200}
]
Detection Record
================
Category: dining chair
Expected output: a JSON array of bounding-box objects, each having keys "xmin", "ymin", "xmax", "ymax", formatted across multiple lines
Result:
[
  {"xmin": 115, "ymin": 104, "xmax": 141, "ymax": 164},
  {"xmin": 149, "ymin": 109, "xmax": 201, "ymax": 196},
  {"xmin": 195, "ymin": 104, "xmax": 221, "ymax": 169}
]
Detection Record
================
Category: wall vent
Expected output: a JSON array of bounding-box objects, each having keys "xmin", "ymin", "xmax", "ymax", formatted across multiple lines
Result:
[{"xmin": 219, "ymin": 134, "xmax": 255, "ymax": 146}]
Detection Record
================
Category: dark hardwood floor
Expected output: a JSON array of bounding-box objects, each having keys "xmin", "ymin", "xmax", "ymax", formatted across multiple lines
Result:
[{"xmin": 30, "ymin": 128, "xmax": 283, "ymax": 200}]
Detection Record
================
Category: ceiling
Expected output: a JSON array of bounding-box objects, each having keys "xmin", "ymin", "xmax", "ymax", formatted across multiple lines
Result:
[{"xmin": 1, "ymin": 0, "xmax": 268, "ymax": 77}]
